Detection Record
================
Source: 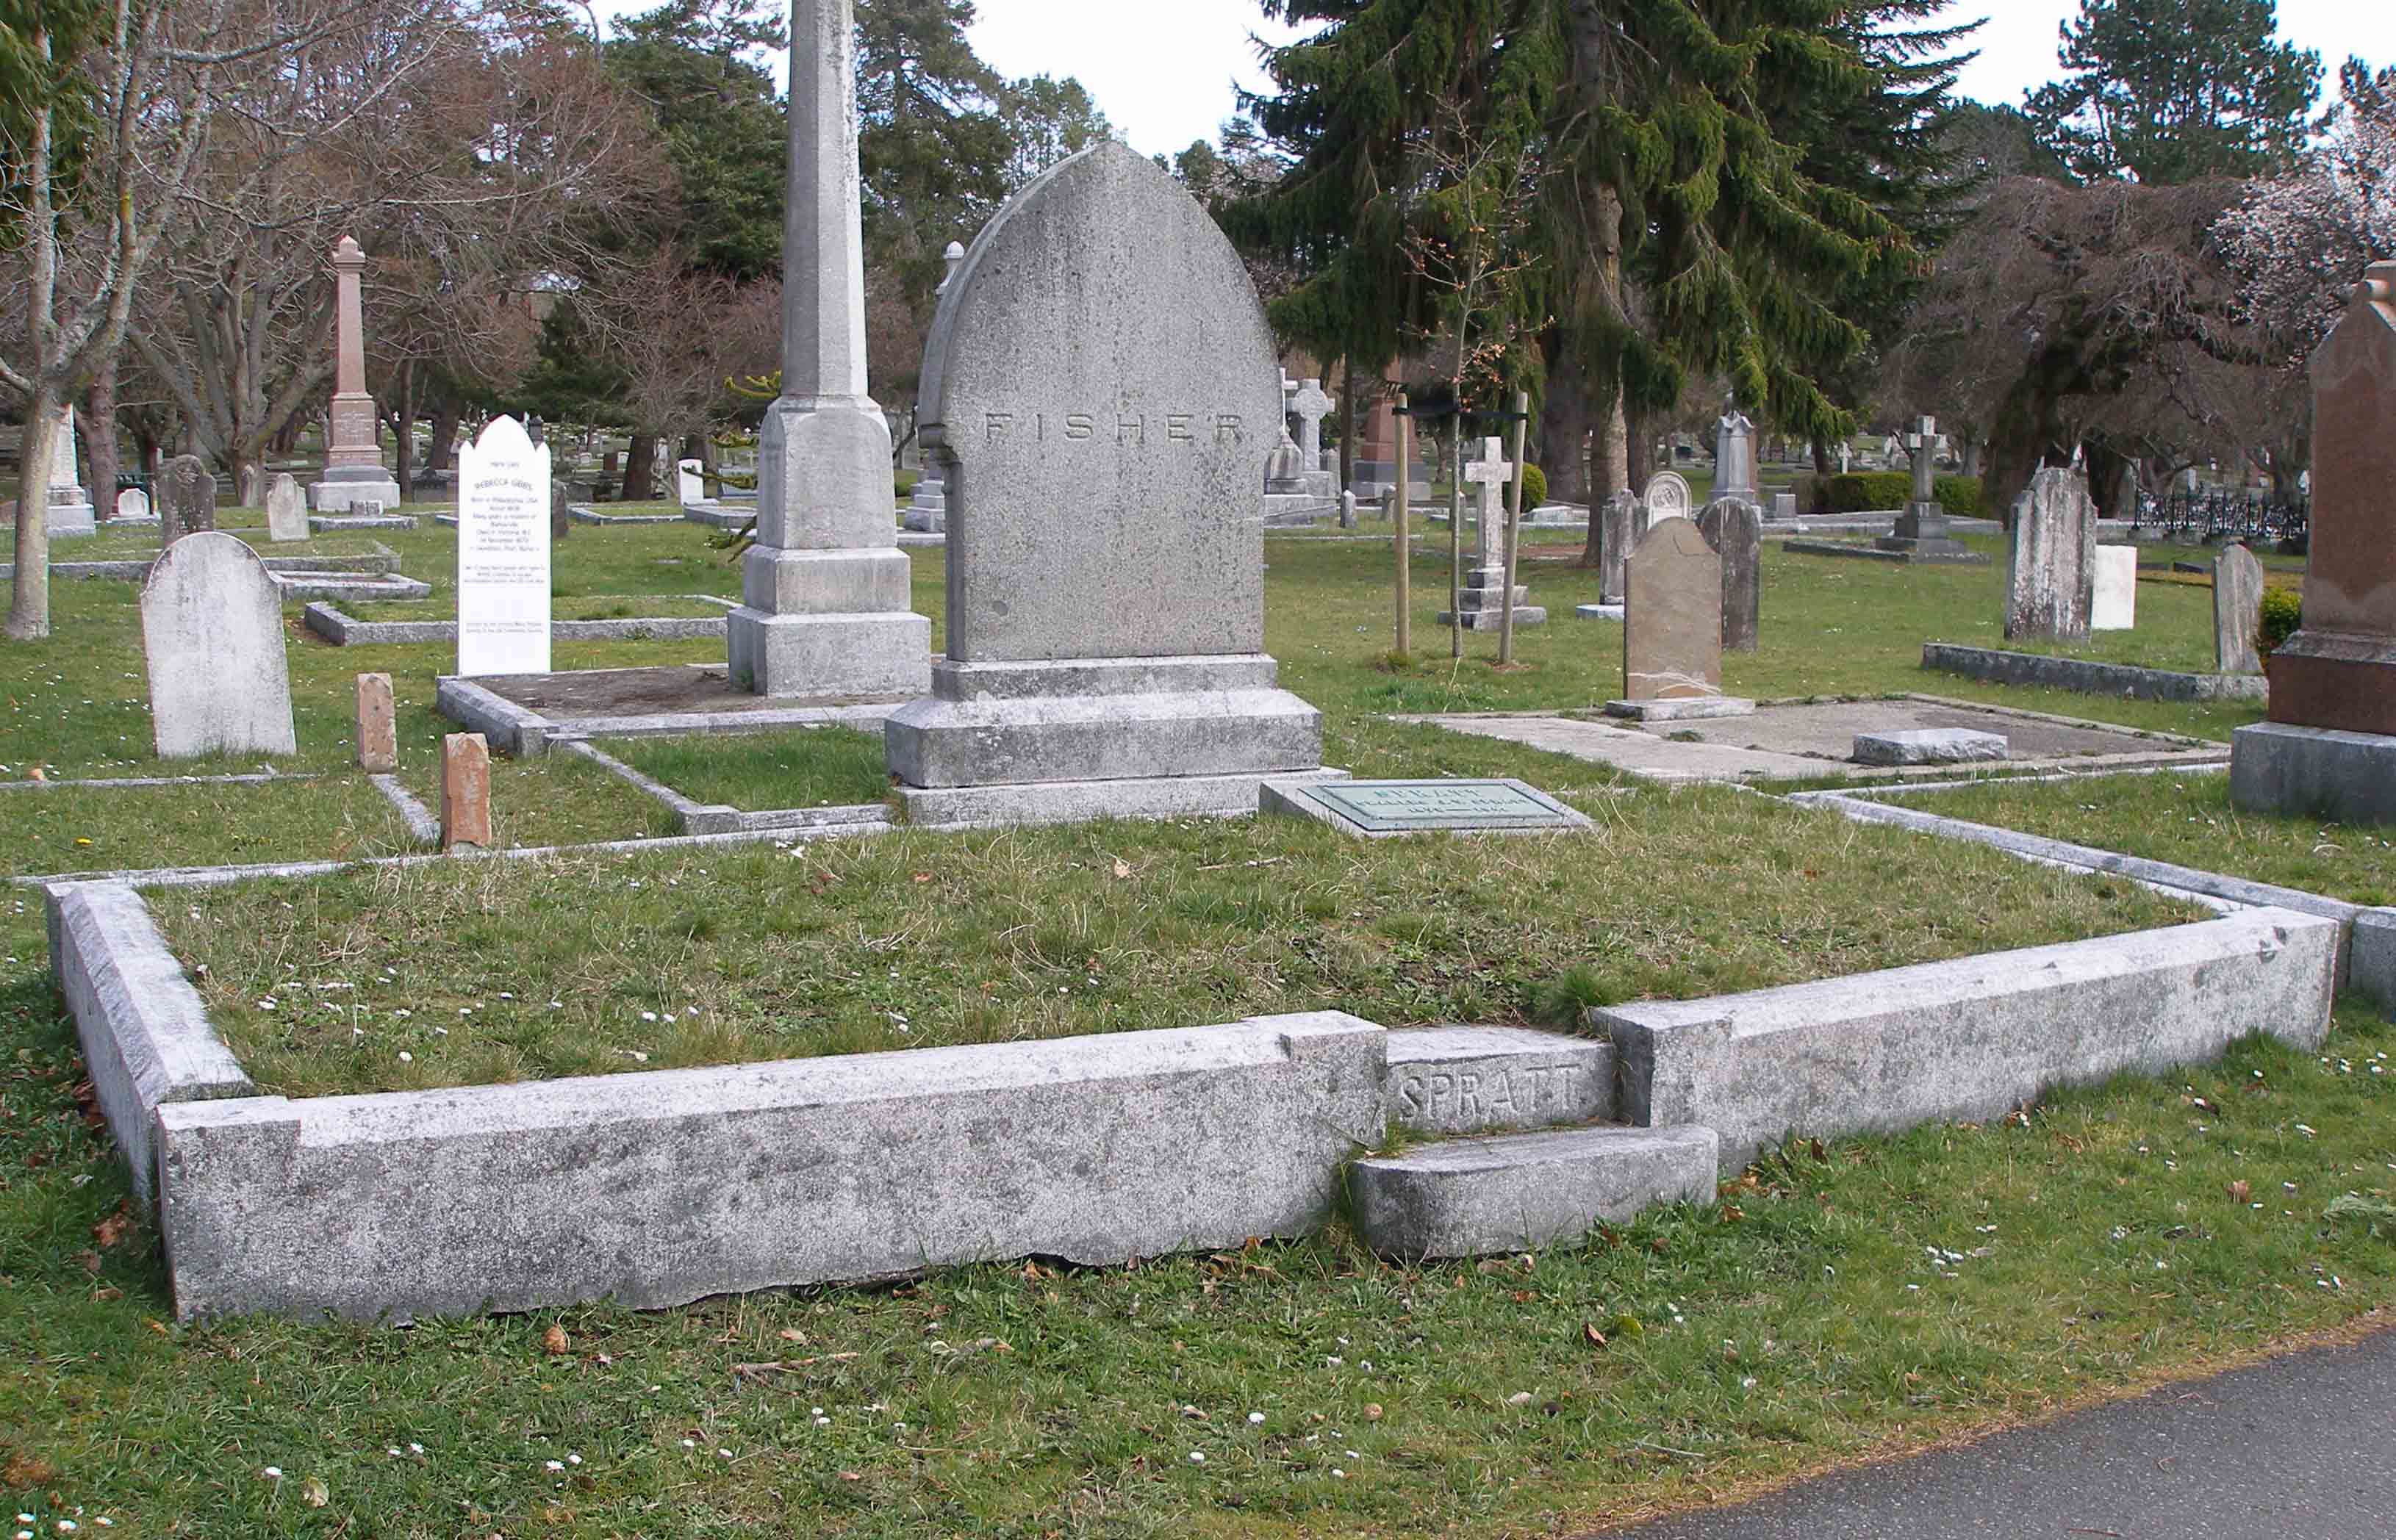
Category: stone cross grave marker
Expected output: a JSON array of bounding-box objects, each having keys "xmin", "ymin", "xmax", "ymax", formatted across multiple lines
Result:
[
  {"xmin": 1642, "ymin": 471, "xmax": 1692, "ymax": 525},
  {"xmin": 2214, "ymin": 544, "xmax": 2264, "ymax": 674},
  {"xmin": 456, "ymin": 415, "xmax": 553, "ymax": 677},
  {"xmin": 1291, "ymin": 378, "xmax": 1337, "ymax": 496},
  {"xmin": 265, "ymin": 473, "xmax": 308, "ymax": 542},
  {"xmin": 140, "ymin": 531, "xmax": 297, "ymax": 758},
  {"xmin": 1906, "ymin": 415, "xmax": 1940, "ymax": 506},
  {"xmin": 2004, "ymin": 467, "xmax": 2096, "ymax": 642},
  {"xmin": 158, "ymin": 454, "xmax": 215, "ymax": 545},
  {"xmin": 1464, "ymin": 436, "xmax": 1513, "ymax": 566},
  {"xmin": 885, "ymin": 140, "xmax": 1326, "ymax": 824},
  {"xmin": 1622, "ymin": 517, "xmax": 1723, "ymax": 700},
  {"xmin": 1696, "ymin": 497, "xmax": 1762, "ymax": 653}
]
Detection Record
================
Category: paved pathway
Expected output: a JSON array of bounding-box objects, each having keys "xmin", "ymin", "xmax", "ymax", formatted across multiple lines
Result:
[{"xmin": 1601, "ymin": 1329, "xmax": 2394, "ymax": 1538}]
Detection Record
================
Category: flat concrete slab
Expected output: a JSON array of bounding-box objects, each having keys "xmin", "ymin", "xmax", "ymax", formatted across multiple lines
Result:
[
  {"xmin": 1604, "ymin": 697, "xmax": 1757, "ymax": 723},
  {"xmin": 1349, "ymin": 1125, "xmax": 1720, "ymax": 1259},
  {"xmin": 1854, "ymin": 727, "xmax": 2009, "ymax": 766},
  {"xmin": 439, "ymin": 666, "xmax": 905, "ymax": 756},
  {"xmin": 1408, "ymin": 698, "xmax": 2225, "ymax": 785}
]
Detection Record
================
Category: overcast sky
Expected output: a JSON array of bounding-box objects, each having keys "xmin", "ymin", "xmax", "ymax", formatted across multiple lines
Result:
[
  {"xmin": 959, "ymin": 0, "xmax": 2396, "ymax": 156},
  {"xmin": 595, "ymin": 2, "xmax": 2396, "ymax": 159}
]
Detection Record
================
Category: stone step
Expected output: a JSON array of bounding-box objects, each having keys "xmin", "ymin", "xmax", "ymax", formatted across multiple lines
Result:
[
  {"xmin": 1384, "ymin": 1025, "xmax": 1614, "ymax": 1135},
  {"xmin": 1349, "ymin": 1125, "xmax": 1719, "ymax": 1259}
]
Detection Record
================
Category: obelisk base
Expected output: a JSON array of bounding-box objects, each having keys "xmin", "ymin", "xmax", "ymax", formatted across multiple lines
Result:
[
  {"xmin": 1873, "ymin": 501, "xmax": 1987, "ymax": 565},
  {"xmin": 728, "ymin": 607, "xmax": 930, "ymax": 700},
  {"xmin": 47, "ymin": 486, "xmax": 96, "ymax": 539},
  {"xmin": 309, "ymin": 466, "xmax": 403, "ymax": 514}
]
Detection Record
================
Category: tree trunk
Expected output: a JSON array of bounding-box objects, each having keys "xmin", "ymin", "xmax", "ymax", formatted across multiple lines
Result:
[
  {"xmin": 623, "ymin": 433, "xmax": 658, "ymax": 502},
  {"xmin": 426, "ymin": 401, "xmax": 459, "ymax": 475},
  {"xmin": 7, "ymin": 390, "xmax": 61, "ymax": 640},
  {"xmin": 1541, "ymin": 334, "xmax": 1596, "ymax": 507},
  {"xmin": 2083, "ymin": 440, "xmax": 2129, "ymax": 521},
  {"xmin": 80, "ymin": 360, "xmax": 120, "ymax": 518},
  {"xmin": 391, "ymin": 361, "xmax": 417, "ymax": 503},
  {"xmin": 1338, "ymin": 357, "xmax": 1356, "ymax": 495}
]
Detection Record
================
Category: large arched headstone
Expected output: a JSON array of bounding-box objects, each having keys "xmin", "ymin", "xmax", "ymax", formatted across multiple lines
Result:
[
  {"xmin": 885, "ymin": 143, "xmax": 1331, "ymax": 826},
  {"xmin": 141, "ymin": 531, "xmax": 297, "ymax": 758}
]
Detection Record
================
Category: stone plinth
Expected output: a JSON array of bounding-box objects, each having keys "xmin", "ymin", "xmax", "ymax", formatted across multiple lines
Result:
[
  {"xmin": 884, "ymin": 143, "xmax": 1329, "ymax": 827},
  {"xmin": 45, "ymin": 407, "xmax": 95, "ymax": 537},
  {"xmin": 726, "ymin": 0, "xmax": 930, "ymax": 700}
]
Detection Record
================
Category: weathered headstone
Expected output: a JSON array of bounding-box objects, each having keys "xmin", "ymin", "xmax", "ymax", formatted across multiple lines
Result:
[
  {"xmin": 140, "ymin": 531, "xmax": 297, "ymax": 759},
  {"xmin": 309, "ymin": 237, "xmax": 403, "ymax": 514},
  {"xmin": 676, "ymin": 458, "xmax": 705, "ymax": 507},
  {"xmin": 1712, "ymin": 402, "xmax": 1758, "ymax": 507},
  {"xmin": 43, "ymin": 406, "xmax": 95, "ymax": 537},
  {"xmin": 2090, "ymin": 544, "xmax": 2137, "ymax": 631},
  {"xmin": 456, "ymin": 416, "xmax": 553, "ymax": 677},
  {"xmin": 1773, "ymin": 491, "xmax": 1798, "ymax": 521},
  {"xmin": 115, "ymin": 487, "xmax": 149, "ymax": 523},
  {"xmin": 2004, "ymin": 467, "xmax": 2096, "ymax": 643},
  {"xmin": 441, "ymin": 733, "xmax": 492, "ymax": 850},
  {"xmin": 1598, "ymin": 491, "xmax": 1642, "ymax": 605},
  {"xmin": 157, "ymin": 454, "xmax": 216, "ymax": 545},
  {"xmin": 356, "ymin": 672, "xmax": 398, "ymax": 772},
  {"xmin": 1620, "ymin": 517, "xmax": 1724, "ymax": 702},
  {"xmin": 884, "ymin": 141, "xmax": 1330, "ymax": 825},
  {"xmin": 241, "ymin": 465, "xmax": 265, "ymax": 507},
  {"xmin": 1696, "ymin": 497, "xmax": 1762, "ymax": 653},
  {"xmin": 2214, "ymin": 544, "xmax": 2264, "ymax": 674},
  {"xmin": 1339, "ymin": 490, "xmax": 1357, "ymax": 529},
  {"xmin": 550, "ymin": 479, "xmax": 573, "ymax": 541},
  {"xmin": 725, "ymin": 0, "xmax": 931, "ymax": 699},
  {"xmin": 1642, "ymin": 471, "xmax": 1692, "ymax": 526},
  {"xmin": 265, "ymin": 473, "xmax": 308, "ymax": 542}
]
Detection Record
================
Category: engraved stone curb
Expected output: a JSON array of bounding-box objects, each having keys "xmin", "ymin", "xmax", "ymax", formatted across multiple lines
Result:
[
  {"xmin": 0, "ymin": 771, "xmax": 320, "ymax": 793},
  {"xmin": 43, "ymin": 882, "xmax": 254, "ymax": 1205},
  {"xmin": 270, "ymin": 572, "xmax": 432, "ymax": 603},
  {"xmin": 567, "ymin": 503, "xmax": 685, "ymax": 526},
  {"xmin": 1598, "ymin": 908, "xmax": 2340, "ymax": 1174},
  {"xmin": 151, "ymin": 1011, "xmax": 1388, "ymax": 1321},
  {"xmin": 0, "ymin": 547, "xmax": 402, "ymax": 585},
  {"xmin": 369, "ymin": 774, "xmax": 441, "ymax": 846},
  {"xmin": 897, "ymin": 769, "xmax": 1351, "ymax": 831},
  {"xmin": 1384, "ymin": 1026, "xmax": 1614, "ymax": 1134},
  {"xmin": 2356, "ymin": 910, "xmax": 2396, "ymax": 1019},
  {"xmin": 1348, "ymin": 1126, "xmax": 1719, "ymax": 1259},
  {"xmin": 1923, "ymin": 643, "xmax": 2268, "ymax": 703},
  {"xmin": 434, "ymin": 674, "xmax": 906, "ymax": 760},
  {"xmin": 433, "ymin": 676, "xmax": 552, "ymax": 757}
]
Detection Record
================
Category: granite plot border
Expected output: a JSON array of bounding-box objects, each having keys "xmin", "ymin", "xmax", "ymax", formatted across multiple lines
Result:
[
  {"xmin": 557, "ymin": 738, "xmax": 893, "ymax": 838},
  {"xmin": 1923, "ymin": 643, "xmax": 2267, "ymax": 703},
  {"xmin": 435, "ymin": 674, "xmax": 904, "ymax": 760},
  {"xmin": 304, "ymin": 601, "xmax": 731, "ymax": 648}
]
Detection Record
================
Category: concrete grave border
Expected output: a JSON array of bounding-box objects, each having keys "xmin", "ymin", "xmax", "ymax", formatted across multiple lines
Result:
[
  {"xmin": 1923, "ymin": 643, "xmax": 2267, "ymax": 704},
  {"xmin": 303, "ymin": 600, "xmax": 733, "ymax": 648},
  {"xmin": 437, "ymin": 672, "xmax": 906, "ymax": 758},
  {"xmin": 556, "ymin": 738, "xmax": 894, "ymax": 838},
  {"xmin": 0, "ymin": 543, "xmax": 405, "ymax": 585}
]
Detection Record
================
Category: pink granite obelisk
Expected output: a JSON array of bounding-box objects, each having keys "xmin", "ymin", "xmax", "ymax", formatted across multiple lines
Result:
[{"xmin": 309, "ymin": 236, "xmax": 402, "ymax": 514}]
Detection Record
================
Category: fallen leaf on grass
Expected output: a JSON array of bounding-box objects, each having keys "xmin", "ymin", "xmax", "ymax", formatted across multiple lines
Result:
[
  {"xmin": 2229, "ymin": 1179, "xmax": 2252, "ymax": 1203},
  {"xmin": 542, "ymin": 1324, "xmax": 570, "ymax": 1356},
  {"xmin": 303, "ymin": 1476, "xmax": 329, "ymax": 1507},
  {"xmin": 1582, "ymin": 1323, "xmax": 1607, "ymax": 1348},
  {"xmin": 1111, "ymin": 857, "xmax": 1132, "ymax": 880},
  {"xmin": 93, "ymin": 1204, "xmax": 132, "ymax": 1249}
]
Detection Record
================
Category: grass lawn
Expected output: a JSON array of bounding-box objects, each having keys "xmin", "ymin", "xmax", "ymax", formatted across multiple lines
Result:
[
  {"xmin": 1898, "ymin": 771, "xmax": 2396, "ymax": 907},
  {"xmin": 162, "ymin": 789, "xmax": 2197, "ymax": 1098},
  {"xmin": 0, "ymin": 505, "xmax": 2388, "ymax": 1537},
  {"xmin": 342, "ymin": 594, "xmax": 733, "ymax": 624}
]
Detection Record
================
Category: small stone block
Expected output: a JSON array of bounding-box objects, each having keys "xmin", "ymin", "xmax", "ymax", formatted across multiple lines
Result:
[
  {"xmin": 1575, "ymin": 603, "xmax": 1624, "ymax": 622},
  {"xmin": 2230, "ymin": 723, "xmax": 2396, "ymax": 827},
  {"xmin": 1262, "ymin": 777, "xmax": 1590, "ymax": 838},
  {"xmin": 1384, "ymin": 1026, "xmax": 1615, "ymax": 1134},
  {"xmin": 440, "ymin": 733, "xmax": 492, "ymax": 851},
  {"xmin": 1349, "ymin": 1126, "xmax": 1720, "ymax": 1259},
  {"xmin": 355, "ymin": 673, "xmax": 398, "ymax": 773},
  {"xmin": 1852, "ymin": 728, "xmax": 2009, "ymax": 766},
  {"xmin": 2355, "ymin": 910, "xmax": 2396, "ymax": 1018},
  {"xmin": 1602, "ymin": 697, "xmax": 1757, "ymax": 722}
]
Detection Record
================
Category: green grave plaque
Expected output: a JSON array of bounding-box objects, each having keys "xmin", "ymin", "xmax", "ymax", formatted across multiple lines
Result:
[{"xmin": 1265, "ymin": 778, "xmax": 1588, "ymax": 837}]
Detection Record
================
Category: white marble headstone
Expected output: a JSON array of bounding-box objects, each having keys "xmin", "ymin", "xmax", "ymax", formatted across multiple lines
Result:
[
  {"xmin": 677, "ymin": 458, "xmax": 706, "ymax": 507},
  {"xmin": 115, "ymin": 488, "xmax": 149, "ymax": 521},
  {"xmin": 456, "ymin": 415, "xmax": 553, "ymax": 676},
  {"xmin": 140, "ymin": 531, "xmax": 298, "ymax": 758},
  {"xmin": 1642, "ymin": 472, "xmax": 1693, "ymax": 525},
  {"xmin": 265, "ymin": 473, "xmax": 308, "ymax": 541},
  {"xmin": 2091, "ymin": 544, "xmax": 2138, "ymax": 631}
]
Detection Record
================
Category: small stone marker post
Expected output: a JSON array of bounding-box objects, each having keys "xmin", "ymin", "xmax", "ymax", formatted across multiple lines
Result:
[
  {"xmin": 241, "ymin": 465, "xmax": 265, "ymax": 508},
  {"xmin": 356, "ymin": 673, "xmax": 398, "ymax": 772},
  {"xmin": 1696, "ymin": 497, "xmax": 1762, "ymax": 652},
  {"xmin": 265, "ymin": 473, "xmax": 308, "ymax": 542},
  {"xmin": 456, "ymin": 415, "xmax": 554, "ymax": 677},
  {"xmin": 2214, "ymin": 544, "xmax": 2264, "ymax": 674},
  {"xmin": 1393, "ymin": 392, "xmax": 1412, "ymax": 656},
  {"xmin": 2004, "ymin": 467, "xmax": 2096, "ymax": 643},
  {"xmin": 1621, "ymin": 517, "xmax": 1724, "ymax": 701},
  {"xmin": 140, "ymin": 531, "xmax": 298, "ymax": 758},
  {"xmin": 440, "ymin": 733, "xmax": 492, "ymax": 850},
  {"xmin": 158, "ymin": 454, "xmax": 215, "ymax": 545},
  {"xmin": 1497, "ymin": 389, "xmax": 1531, "ymax": 663}
]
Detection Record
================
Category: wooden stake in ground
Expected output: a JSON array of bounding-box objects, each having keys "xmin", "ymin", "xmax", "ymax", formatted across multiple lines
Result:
[
  {"xmin": 1449, "ymin": 414, "xmax": 1464, "ymax": 661},
  {"xmin": 1394, "ymin": 393, "xmax": 1411, "ymax": 658},
  {"xmin": 1498, "ymin": 389, "xmax": 1531, "ymax": 665}
]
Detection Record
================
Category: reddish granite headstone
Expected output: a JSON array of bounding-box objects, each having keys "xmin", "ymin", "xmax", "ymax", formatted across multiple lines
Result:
[
  {"xmin": 2268, "ymin": 259, "xmax": 2396, "ymax": 735},
  {"xmin": 441, "ymin": 732, "xmax": 492, "ymax": 851},
  {"xmin": 355, "ymin": 673, "xmax": 398, "ymax": 773}
]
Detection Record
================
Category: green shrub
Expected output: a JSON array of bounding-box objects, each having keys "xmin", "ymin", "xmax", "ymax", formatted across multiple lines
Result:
[
  {"xmin": 1933, "ymin": 474, "xmax": 1983, "ymax": 517},
  {"xmin": 1519, "ymin": 463, "xmax": 1549, "ymax": 507},
  {"xmin": 1824, "ymin": 472, "xmax": 1912, "ymax": 512},
  {"xmin": 2259, "ymin": 587, "xmax": 2303, "ymax": 657}
]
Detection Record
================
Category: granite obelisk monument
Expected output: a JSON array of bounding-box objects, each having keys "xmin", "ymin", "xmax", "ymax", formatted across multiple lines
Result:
[
  {"xmin": 309, "ymin": 237, "xmax": 403, "ymax": 514},
  {"xmin": 725, "ymin": 0, "xmax": 931, "ymax": 699}
]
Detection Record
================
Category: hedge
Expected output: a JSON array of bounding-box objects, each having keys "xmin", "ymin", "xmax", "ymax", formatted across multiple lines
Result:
[{"xmin": 1817, "ymin": 472, "xmax": 1983, "ymax": 517}]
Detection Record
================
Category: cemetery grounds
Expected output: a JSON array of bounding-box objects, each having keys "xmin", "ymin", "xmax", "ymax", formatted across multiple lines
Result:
[{"xmin": 1, "ymin": 511, "xmax": 2391, "ymax": 1536}]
